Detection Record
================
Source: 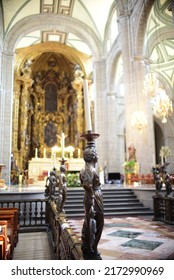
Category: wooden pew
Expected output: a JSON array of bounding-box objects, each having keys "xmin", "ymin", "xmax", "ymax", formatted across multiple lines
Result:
[
  {"xmin": 0, "ymin": 208, "xmax": 19, "ymax": 256},
  {"xmin": 0, "ymin": 208, "xmax": 19, "ymax": 245},
  {"xmin": 0, "ymin": 220, "xmax": 11, "ymax": 259},
  {"xmin": 0, "ymin": 213, "xmax": 15, "ymax": 254}
]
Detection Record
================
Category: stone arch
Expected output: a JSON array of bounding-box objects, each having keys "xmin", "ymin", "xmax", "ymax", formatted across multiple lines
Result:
[
  {"xmin": 1, "ymin": 13, "xmax": 103, "ymax": 182},
  {"xmin": 146, "ymin": 26, "xmax": 174, "ymax": 56},
  {"xmin": 106, "ymin": 43, "xmax": 121, "ymax": 92},
  {"xmin": 133, "ymin": 0, "xmax": 155, "ymax": 56},
  {"xmin": 103, "ymin": 1, "xmax": 118, "ymax": 54},
  {"xmin": 3, "ymin": 13, "xmax": 102, "ymax": 58}
]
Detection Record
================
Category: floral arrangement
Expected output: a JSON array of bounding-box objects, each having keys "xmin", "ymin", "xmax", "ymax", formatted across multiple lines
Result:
[
  {"xmin": 123, "ymin": 160, "xmax": 136, "ymax": 173},
  {"xmin": 159, "ymin": 146, "xmax": 171, "ymax": 162},
  {"xmin": 67, "ymin": 172, "xmax": 80, "ymax": 187}
]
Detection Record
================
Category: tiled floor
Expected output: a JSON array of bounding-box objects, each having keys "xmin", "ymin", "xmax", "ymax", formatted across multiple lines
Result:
[
  {"xmin": 13, "ymin": 232, "xmax": 53, "ymax": 260},
  {"xmin": 68, "ymin": 216, "xmax": 174, "ymax": 260},
  {"xmin": 1, "ymin": 183, "xmax": 174, "ymax": 260}
]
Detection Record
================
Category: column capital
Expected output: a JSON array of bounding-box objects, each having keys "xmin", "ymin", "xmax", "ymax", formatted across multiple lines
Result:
[{"xmin": 116, "ymin": 0, "xmax": 131, "ymax": 18}]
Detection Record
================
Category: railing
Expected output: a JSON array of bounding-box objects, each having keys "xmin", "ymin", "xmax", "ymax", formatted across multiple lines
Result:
[
  {"xmin": 46, "ymin": 199, "xmax": 83, "ymax": 260},
  {"xmin": 0, "ymin": 198, "xmax": 84, "ymax": 259},
  {"xmin": 153, "ymin": 195, "xmax": 174, "ymax": 225},
  {"xmin": 0, "ymin": 199, "xmax": 47, "ymax": 227}
]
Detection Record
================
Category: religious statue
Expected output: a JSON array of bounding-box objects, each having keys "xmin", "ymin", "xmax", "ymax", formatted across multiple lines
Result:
[
  {"xmin": 44, "ymin": 169, "xmax": 57, "ymax": 198},
  {"xmin": 152, "ymin": 167, "xmax": 163, "ymax": 195},
  {"xmin": 152, "ymin": 165, "xmax": 173, "ymax": 197},
  {"xmin": 80, "ymin": 145, "xmax": 104, "ymax": 260},
  {"xmin": 56, "ymin": 161, "xmax": 67, "ymax": 212},
  {"xmin": 164, "ymin": 170, "xmax": 173, "ymax": 197},
  {"xmin": 128, "ymin": 143, "xmax": 137, "ymax": 161}
]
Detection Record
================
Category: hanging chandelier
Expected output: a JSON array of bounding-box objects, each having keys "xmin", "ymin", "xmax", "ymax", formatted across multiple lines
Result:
[
  {"xmin": 143, "ymin": 73, "xmax": 159, "ymax": 98},
  {"xmin": 131, "ymin": 111, "xmax": 147, "ymax": 132},
  {"xmin": 152, "ymin": 88, "xmax": 173, "ymax": 123},
  {"xmin": 143, "ymin": 73, "xmax": 173, "ymax": 123}
]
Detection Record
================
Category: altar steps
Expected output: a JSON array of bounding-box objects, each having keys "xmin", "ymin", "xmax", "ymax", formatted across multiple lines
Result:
[{"xmin": 64, "ymin": 187, "xmax": 153, "ymax": 218}]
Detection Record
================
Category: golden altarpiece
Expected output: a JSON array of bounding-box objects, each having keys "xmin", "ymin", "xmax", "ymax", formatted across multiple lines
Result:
[{"xmin": 11, "ymin": 50, "xmax": 92, "ymax": 182}]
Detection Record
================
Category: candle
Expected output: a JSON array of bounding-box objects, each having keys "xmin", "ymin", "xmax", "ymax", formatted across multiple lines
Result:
[
  {"xmin": 35, "ymin": 148, "xmax": 38, "ymax": 158},
  {"xmin": 161, "ymin": 157, "xmax": 164, "ymax": 165},
  {"xmin": 161, "ymin": 151, "xmax": 164, "ymax": 165},
  {"xmin": 53, "ymin": 152, "xmax": 56, "ymax": 167},
  {"xmin": 61, "ymin": 132, "xmax": 65, "ymax": 158},
  {"xmin": 43, "ymin": 148, "xmax": 46, "ymax": 158},
  {"xmin": 78, "ymin": 148, "xmax": 80, "ymax": 158},
  {"xmin": 83, "ymin": 79, "xmax": 92, "ymax": 131},
  {"xmin": 152, "ymin": 153, "xmax": 155, "ymax": 166},
  {"xmin": 19, "ymin": 174, "xmax": 23, "ymax": 185}
]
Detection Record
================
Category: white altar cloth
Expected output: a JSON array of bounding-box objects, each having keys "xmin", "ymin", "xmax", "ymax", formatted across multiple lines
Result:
[{"xmin": 28, "ymin": 157, "xmax": 84, "ymax": 182}]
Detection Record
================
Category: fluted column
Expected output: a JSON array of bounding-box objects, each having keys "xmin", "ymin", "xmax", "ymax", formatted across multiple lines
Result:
[
  {"xmin": 18, "ymin": 76, "xmax": 33, "ymax": 170},
  {"xmin": 132, "ymin": 57, "xmax": 155, "ymax": 172},
  {"xmin": 93, "ymin": 59, "xmax": 107, "ymax": 169},
  {"xmin": 118, "ymin": 5, "xmax": 155, "ymax": 173},
  {"xmin": 0, "ymin": 51, "xmax": 14, "ymax": 183}
]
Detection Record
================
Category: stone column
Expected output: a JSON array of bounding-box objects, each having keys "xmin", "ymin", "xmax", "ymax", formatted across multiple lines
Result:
[
  {"xmin": 132, "ymin": 58, "xmax": 155, "ymax": 173},
  {"xmin": 118, "ymin": 8, "xmax": 155, "ymax": 173},
  {"xmin": 93, "ymin": 59, "xmax": 107, "ymax": 170},
  {"xmin": 0, "ymin": 51, "xmax": 14, "ymax": 183}
]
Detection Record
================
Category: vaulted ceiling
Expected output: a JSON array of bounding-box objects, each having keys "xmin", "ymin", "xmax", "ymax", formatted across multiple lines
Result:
[
  {"xmin": 1, "ymin": 0, "xmax": 174, "ymax": 87},
  {"xmin": 1, "ymin": 0, "xmax": 114, "ymax": 56}
]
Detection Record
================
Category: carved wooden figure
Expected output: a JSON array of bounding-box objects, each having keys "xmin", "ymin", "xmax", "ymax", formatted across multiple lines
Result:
[{"xmin": 80, "ymin": 132, "xmax": 104, "ymax": 260}]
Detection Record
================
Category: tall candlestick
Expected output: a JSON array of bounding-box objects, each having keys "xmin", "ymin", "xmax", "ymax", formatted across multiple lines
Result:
[
  {"xmin": 61, "ymin": 132, "xmax": 65, "ymax": 158},
  {"xmin": 83, "ymin": 79, "xmax": 92, "ymax": 131}
]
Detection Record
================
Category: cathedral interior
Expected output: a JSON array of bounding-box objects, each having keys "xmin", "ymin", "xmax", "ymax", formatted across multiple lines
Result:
[
  {"xmin": 0, "ymin": 0, "xmax": 174, "ymax": 182},
  {"xmin": 0, "ymin": 0, "xmax": 174, "ymax": 262}
]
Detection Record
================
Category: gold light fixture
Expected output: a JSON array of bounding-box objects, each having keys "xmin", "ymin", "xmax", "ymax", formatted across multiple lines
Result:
[
  {"xmin": 143, "ymin": 73, "xmax": 159, "ymax": 98},
  {"xmin": 143, "ymin": 73, "xmax": 173, "ymax": 123},
  {"xmin": 152, "ymin": 88, "xmax": 173, "ymax": 123},
  {"xmin": 131, "ymin": 111, "xmax": 147, "ymax": 132}
]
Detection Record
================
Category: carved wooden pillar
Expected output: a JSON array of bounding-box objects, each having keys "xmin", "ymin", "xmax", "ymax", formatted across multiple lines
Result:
[
  {"xmin": 18, "ymin": 75, "xmax": 33, "ymax": 170},
  {"xmin": 12, "ymin": 81, "xmax": 21, "ymax": 165}
]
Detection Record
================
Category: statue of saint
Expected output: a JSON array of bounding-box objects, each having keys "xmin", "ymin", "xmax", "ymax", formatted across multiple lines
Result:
[
  {"xmin": 44, "ymin": 169, "xmax": 56, "ymax": 197},
  {"xmin": 128, "ymin": 143, "xmax": 136, "ymax": 161},
  {"xmin": 56, "ymin": 164, "xmax": 67, "ymax": 212}
]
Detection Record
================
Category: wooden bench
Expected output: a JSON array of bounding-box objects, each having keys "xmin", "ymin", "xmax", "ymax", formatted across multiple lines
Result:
[
  {"xmin": 0, "ymin": 208, "xmax": 19, "ymax": 245},
  {"xmin": 0, "ymin": 220, "xmax": 11, "ymax": 259},
  {"xmin": 0, "ymin": 208, "xmax": 19, "ymax": 256}
]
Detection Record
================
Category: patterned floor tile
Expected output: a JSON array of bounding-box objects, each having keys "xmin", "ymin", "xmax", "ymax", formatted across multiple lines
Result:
[
  {"xmin": 121, "ymin": 239, "xmax": 163, "ymax": 250},
  {"xmin": 69, "ymin": 216, "xmax": 174, "ymax": 259}
]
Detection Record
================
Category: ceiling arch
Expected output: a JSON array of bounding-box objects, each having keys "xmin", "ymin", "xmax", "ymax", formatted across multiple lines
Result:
[
  {"xmin": 3, "ymin": 13, "xmax": 103, "ymax": 59},
  {"xmin": 14, "ymin": 41, "xmax": 91, "ymax": 77}
]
